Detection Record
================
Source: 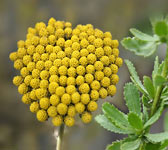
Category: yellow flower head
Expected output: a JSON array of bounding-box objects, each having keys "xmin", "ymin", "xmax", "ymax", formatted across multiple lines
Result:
[{"xmin": 9, "ymin": 17, "xmax": 122, "ymax": 127}]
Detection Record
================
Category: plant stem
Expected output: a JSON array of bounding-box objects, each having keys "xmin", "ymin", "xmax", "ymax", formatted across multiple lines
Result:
[
  {"xmin": 56, "ymin": 124, "xmax": 65, "ymax": 150},
  {"xmin": 151, "ymin": 45, "xmax": 168, "ymax": 116}
]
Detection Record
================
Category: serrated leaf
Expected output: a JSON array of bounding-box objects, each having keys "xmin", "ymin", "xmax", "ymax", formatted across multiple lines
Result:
[
  {"xmin": 152, "ymin": 56, "xmax": 159, "ymax": 81},
  {"xmin": 102, "ymin": 103, "xmax": 130, "ymax": 129},
  {"xmin": 106, "ymin": 140, "xmax": 121, "ymax": 150},
  {"xmin": 154, "ymin": 21, "xmax": 168, "ymax": 36},
  {"xmin": 145, "ymin": 142, "xmax": 161, "ymax": 150},
  {"xmin": 128, "ymin": 112, "xmax": 143, "ymax": 130},
  {"xmin": 121, "ymin": 138, "xmax": 141, "ymax": 150},
  {"xmin": 125, "ymin": 60, "xmax": 147, "ymax": 95},
  {"xmin": 164, "ymin": 111, "xmax": 168, "ymax": 132},
  {"xmin": 143, "ymin": 104, "xmax": 149, "ymax": 123},
  {"xmin": 145, "ymin": 132, "xmax": 168, "ymax": 143},
  {"xmin": 121, "ymin": 37, "xmax": 157, "ymax": 57},
  {"xmin": 142, "ymin": 95, "xmax": 152, "ymax": 108},
  {"xmin": 143, "ymin": 76, "xmax": 155, "ymax": 99},
  {"xmin": 158, "ymin": 61, "xmax": 164, "ymax": 75},
  {"xmin": 130, "ymin": 28, "xmax": 159, "ymax": 42},
  {"xmin": 154, "ymin": 75, "xmax": 167, "ymax": 87},
  {"xmin": 95, "ymin": 115, "xmax": 133, "ymax": 134},
  {"xmin": 124, "ymin": 83, "xmax": 141, "ymax": 115},
  {"xmin": 144, "ymin": 101, "xmax": 164, "ymax": 128}
]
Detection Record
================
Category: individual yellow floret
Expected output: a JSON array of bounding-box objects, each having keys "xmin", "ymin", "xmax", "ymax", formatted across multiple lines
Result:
[
  {"xmin": 81, "ymin": 94, "xmax": 90, "ymax": 104},
  {"xmin": 46, "ymin": 45, "xmax": 54, "ymax": 53},
  {"xmin": 81, "ymin": 112, "xmax": 92, "ymax": 124},
  {"xmin": 111, "ymin": 74, "xmax": 119, "ymax": 85},
  {"xmin": 80, "ymin": 49, "xmax": 89, "ymax": 57},
  {"xmin": 39, "ymin": 27, "xmax": 48, "ymax": 37},
  {"xmin": 67, "ymin": 77, "xmax": 76, "ymax": 85},
  {"xmin": 101, "ymin": 77, "xmax": 110, "ymax": 87},
  {"xmin": 36, "ymin": 61, "xmax": 44, "ymax": 71},
  {"xmin": 32, "ymin": 69, "xmax": 40, "ymax": 78},
  {"xmin": 48, "ymin": 17, "xmax": 56, "ymax": 26},
  {"xmin": 52, "ymin": 115, "xmax": 63, "ymax": 126},
  {"xmin": 49, "ymin": 75, "xmax": 59, "ymax": 83},
  {"xmin": 31, "ymin": 36, "xmax": 40, "ymax": 46},
  {"xmin": 40, "ymin": 97, "xmax": 50, "ymax": 110},
  {"xmin": 79, "ymin": 32, "xmax": 88, "ymax": 40},
  {"xmin": 79, "ymin": 56, "xmax": 88, "ymax": 66},
  {"xmin": 14, "ymin": 59, "xmax": 23, "ymax": 70},
  {"xmin": 68, "ymin": 67, "xmax": 76, "ymax": 77},
  {"xmin": 56, "ymin": 86, "xmax": 65, "ymax": 96},
  {"xmin": 24, "ymin": 75, "xmax": 32, "ymax": 86},
  {"xmin": 22, "ymin": 93, "xmax": 31, "ymax": 104},
  {"xmin": 9, "ymin": 52, "xmax": 18, "ymax": 61},
  {"xmin": 62, "ymin": 57, "xmax": 70, "ymax": 67},
  {"xmin": 30, "ymin": 78, "xmax": 40, "ymax": 89},
  {"xmin": 68, "ymin": 106, "xmax": 76, "ymax": 117},
  {"xmin": 72, "ymin": 51, "xmax": 80, "ymax": 59},
  {"xmin": 85, "ymin": 73, "xmax": 94, "ymax": 84},
  {"xmin": 104, "ymin": 46, "xmax": 112, "ymax": 56},
  {"xmin": 27, "ymin": 45, "xmax": 35, "ymax": 55},
  {"xmin": 87, "ymin": 54, "xmax": 97, "ymax": 64},
  {"xmin": 49, "ymin": 53, "xmax": 57, "ymax": 62},
  {"xmin": 57, "ymin": 103, "xmax": 68, "ymax": 115},
  {"xmin": 55, "ymin": 28, "xmax": 64, "ymax": 38},
  {"xmin": 35, "ymin": 22, "xmax": 46, "ymax": 31},
  {"xmin": 71, "ymin": 92, "xmax": 80, "ymax": 104},
  {"xmin": 33, "ymin": 53, "xmax": 41, "ymax": 62},
  {"xmin": 80, "ymin": 39, "xmax": 89, "ymax": 48},
  {"xmin": 88, "ymin": 35, "xmax": 96, "ymax": 44},
  {"xmin": 36, "ymin": 110, "xmax": 48, "ymax": 122},
  {"xmin": 104, "ymin": 32, "xmax": 112, "ymax": 38},
  {"xmin": 109, "ymin": 55, "xmax": 115, "ymax": 64},
  {"xmin": 58, "ymin": 66, "xmax": 67, "ymax": 76},
  {"xmin": 47, "ymin": 106, "xmax": 57, "ymax": 117},
  {"xmin": 65, "ymin": 47, "xmax": 73, "ymax": 57},
  {"xmin": 35, "ymin": 88, "xmax": 47, "ymax": 99},
  {"xmin": 48, "ymin": 35, "xmax": 56, "ymax": 45},
  {"xmin": 40, "ymin": 70, "xmax": 49, "ymax": 80},
  {"xmin": 76, "ymin": 76, "xmax": 85, "ymax": 85},
  {"xmin": 35, "ymin": 45, "xmax": 45, "ymax": 54},
  {"xmin": 55, "ymin": 21, "xmax": 64, "ymax": 29},
  {"xmin": 53, "ymin": 59, "xmax": 62, "ymax": 68},
  {"xmin": 87, "ymin": 45, "xmax": 95, "ymax": 53},
  {"xmin": 76, "ymin": 65, "xmax": 85, "ymax": 75},
  {"xmin": 100, "ymin": 56, "xmax": 110, "ymax": 66},
  {"xmin": 27, "ymin": 62, "xmax": 36, "ymax": 72},
  {"xmin": 18, "ymin": 83, "xmax": 28, "ymax": 94},
  {"xmin": 87, "ymin": 101, "xmax": 98, "ymax": 112},
  {"xmin": 95, "ymin": 71, "xmax": 104, "ymax": 81},
  {"xmin": 30, "ymin": 102, "xmax": 39, "ymax": 113},
  {"xmin": 65, "ymin": 22, "xmax": 72, "ymax": 27},
  {"xmin": 61, "ymin": 93, "xmax": 71, "ymax": 105},
  {"xmin": 94, "ymin": 29, "xmax": 104, "ymax": 38},
  {"xmin": 49, "ymin": 82, "xmax": 59, "ymax": 94},
  {"xmin": 71, "ymin": 35, "xmax": 79, "ymax": 43},
  {"xmin": 90, "ymin": 90, "xmax": 99, "ymax": 100},
  {"xmin": 17, "ymin": 48, "xmax": 26, "ymax": 58},
  {"xmin": 108, "ymin": 85, "xmax": 117, "ymax": 96},
  {"xmin": 25, "ymin": 39, "xmax": 31, "ymax": 48},
  {"xmin": 13, "ymin": 76, "xmax": 23, "ymax": 86},
  {"xmin": 94, "ymin": 38, "xmax": 103, "ymax": 48},
  {"xmin": 50, "ymin": 94, "xmax": 60, "ymax": 106},
  {"xmin": 59, "ymin": 76, "xmax": 67, "ymax": 86},
  {"xmin": 103, "ymin": 67, "xmax": 112, "ymax": 77},
  {"xmin": 66, "ymin": 85, "xmax": 76, "ymax": 94},
  {"xmin": 95, "ymin": 47, "xmax": 104, "ymax": 58},
  {"xmin": 47, "ymin": 25, "xmax": 55, "ymax": 35},
  {"xmin": 104, "ymin": 38, "xmax": 112, "ymax": 46},
  {"xmin": 69, "ymin": 58, "xmax": 79, "ymax": 67},
  {"xmin": 94, "ymin": 61, "xmax": 104, "ymax": 71},
  {"xmin": 110, "ymin": 64, "xmax": 118, "ymax": 74},
  {"xmin": 57, "ymin": 38, "xmax": 65, "ymax": 47},
  {"xmin": 64, "ymin": 116, "xmax": 75, "ymax": 127},
  {"xmin": 115, "ymin": 57, "xmax": 123, "ymax": 67},
  {"xmin": 40, "ymin": 36, "xmax": 48, "ymax": 46},
  {"xmin": 72, "ymin": 29, "xmax": 80, "ymax": 36},
  {"xmin": 17, "ymin": 40, "xmax": 25, "ymax": 48},
  {"xmin": 64, "ymin": 40, "xmax": 72, "ymax": 48},
  {"xmin": 79, "ymin": 83, "xmax": 90, "ymax": 94},
  {"xmin": 99, "ymin": 88, "xmax": 108, "ymax": 99},
  {"xmin": 72, "ymin": 42, "xmax": 80, "ymax": 51},
  {"xmin": 111, "ymin": 40, "xmax": 119, "ymax": 48},
  {"xmin": 30, "ymin": 89, "xmax": 37, "ymax": 100},
  {"xmin": 86, "ymin": 65, "xmax": 95, "ymax": 74},
  {"xmin": 75, "ymin": 102, "xmax": 85, "ymax": 114},
  {"xmin": 49, "ymin": 66, "xmax": 58, "ymax": 75},
  {"xmin": 57, "ymin": 51, "xmax": 66, "ymax": 59},
  {"xmin": 23, "ymin": 55, "xmax": 32, "ymax": 65},
  {"xmin": 45, "ymin": 60, "xmax": 53, "ymax": 70},
  {"xmin": 40, "ymin": 80, "xmax": 49, "ymax": 88},
  {"xmin": 64, "ymin": 28, "xmax": 72, "ymax": 38},
  {"xmin": 91, "ymin": 80, "xmax": 100, "ymax": 90}
]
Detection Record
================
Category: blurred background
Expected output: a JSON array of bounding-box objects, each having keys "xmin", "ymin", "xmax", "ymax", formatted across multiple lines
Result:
[{"xmin": 1, "ymin": 0, "xmax": 168, "ymax": 150}]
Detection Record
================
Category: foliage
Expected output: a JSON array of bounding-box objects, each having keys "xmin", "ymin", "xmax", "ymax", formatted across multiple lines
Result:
[{"xmin": 95, "ymin": 15, "xmax": 168, "ymax": 150}]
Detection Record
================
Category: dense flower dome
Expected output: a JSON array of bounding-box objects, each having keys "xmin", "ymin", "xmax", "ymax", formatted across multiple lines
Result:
[{"xmin": 9, "ymin": 17, "xmax": 123, "ymax": 127}]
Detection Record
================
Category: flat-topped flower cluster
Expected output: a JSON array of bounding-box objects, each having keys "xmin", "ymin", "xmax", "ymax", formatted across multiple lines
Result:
[{"xmin": 9, "ymin": 17, "xmax": 122, "ymax": 127}]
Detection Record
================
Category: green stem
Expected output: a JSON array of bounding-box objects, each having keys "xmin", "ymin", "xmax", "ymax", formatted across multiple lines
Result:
[
  {"xmin": 151, "ymin": 45, "xmax": 168, "ymax": 116},
  {"xmin": 56, "ymin": 124, "xmax": 65, "ymax": 150}
]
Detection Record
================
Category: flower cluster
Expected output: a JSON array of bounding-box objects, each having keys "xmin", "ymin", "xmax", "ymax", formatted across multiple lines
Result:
[{"xmin": 9, "ymin": 17, "xmax": 123, "ymax": 127}]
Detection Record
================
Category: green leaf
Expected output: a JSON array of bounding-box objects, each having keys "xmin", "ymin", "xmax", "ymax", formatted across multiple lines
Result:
[
  {"xmin": 154, "ymin": 75, "xmax": 167, "ymax": 87},
  {"xmin": 143, "ymin": 76, "xmax": 155, "ymax": 99},
  {"xmin": 95, "ymin": 115, "xmax": 133, "ymax": 134},
  {"xmin": 102, "ymin": 103, "xmax": 130, "ymax": 128},
  {"xmin": 143, "ymin": 104, "xmax": 149, "ymax": 123},
  {"xmin": 145, "ymin": 142, "xmax": 161, "ymax": 150},
  {"xmin": 164, "ymin": 111, "xmax": 168, "ymax": 132},
  {"xmin": 158, "ymin": 61, "xmax": 164, "ymax": 75},
  {"xmin": 152, "ymin": 56, "xmax": 159, "ymax": 81},
  {"xmin": 144, "ymin": 101, "xmax": 164, "ymax": 128},
  {"xmin": 125, "ymin": 59, "xmax": 147, "ymax": 95},
  {"xmin": 160, "ymin": 140, "xmax": 168, "ymax": 149},
  {"xmin": 142, "ymin": 95, "xmax": 152, "ymax": 108},
  {"xmin": 130, "ymin": 28, "xmax": 159, "ymax": 42},
  {"xmin": 154, "ymin": 21, "xmax": 168, "ymax": 36},
  {"xmin": 128, "ymin": 112, "xmax": 143, "ymax": 130},
  {"xmin": 121, "ymin": 37, "xmax": 157, "ymax": 57},
  {"xmin": 124, "ymin": 83, "xmax": 141, "ymax": 115},
  {"xmin": 121, "ymin": 139, "xmax": 141, "ymax": 150},
  {"xmin": 145, "ymin": 132, "xmax": 168, "ymax": 143},
  {"xmin": 106, "ymin": 140, "xmax": 121, "ymax": 150}
]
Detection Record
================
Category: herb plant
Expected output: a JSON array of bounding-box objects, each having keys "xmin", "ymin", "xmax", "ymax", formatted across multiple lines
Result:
[{"xmin": 95, "ymin": 15, "xmax": 168, "ymax": 150}]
